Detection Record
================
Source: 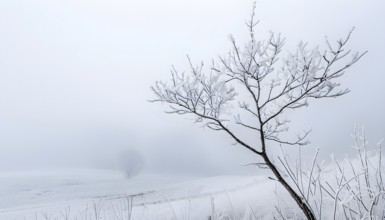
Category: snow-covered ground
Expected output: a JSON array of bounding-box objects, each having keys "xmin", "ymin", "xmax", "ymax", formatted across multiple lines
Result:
[{"xmin": 0, "ymin": 169, "xmax": 296, "ymax": 220}]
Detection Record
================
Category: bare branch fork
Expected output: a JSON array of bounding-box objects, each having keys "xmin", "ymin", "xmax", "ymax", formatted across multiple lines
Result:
[{"xmin": 151, "ymin": 2, "xmax": 366, "ymax": 219}]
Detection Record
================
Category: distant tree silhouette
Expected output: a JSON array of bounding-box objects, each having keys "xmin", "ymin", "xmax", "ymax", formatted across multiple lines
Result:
[{"xmin": 117, "ymin": 148, "xmax": 145, "ymax": 178}]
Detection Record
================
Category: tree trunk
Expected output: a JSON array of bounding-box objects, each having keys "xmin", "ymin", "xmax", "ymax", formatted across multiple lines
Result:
[{"xmin": 261, "ymin": 153, "xmax": 316, "ymax": 220}]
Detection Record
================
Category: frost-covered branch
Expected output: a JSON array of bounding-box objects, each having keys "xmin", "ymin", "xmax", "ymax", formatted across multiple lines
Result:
[
  {"xmin": 151, "ymin": 3, "xmax": 366, "ymax": 219},
  {"xmin": 278, "ymin": 126, "xmax": 385, "ymax": 219}
]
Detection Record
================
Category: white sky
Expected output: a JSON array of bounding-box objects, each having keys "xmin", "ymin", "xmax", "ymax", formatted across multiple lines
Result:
[{"xmin": 0, "ymin": 0, "xmax": 384, "ymax": 172}]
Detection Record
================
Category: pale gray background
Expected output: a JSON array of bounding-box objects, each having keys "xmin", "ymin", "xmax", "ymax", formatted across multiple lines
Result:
[{"xmin": 0, "ymin": 0, "xmax": 384, "ymax": 173}]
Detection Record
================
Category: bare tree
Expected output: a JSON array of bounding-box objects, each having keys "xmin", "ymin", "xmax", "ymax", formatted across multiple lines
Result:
[{"xmin": 151, "ymin": 3, "xmax": 366, "ymax": 219}]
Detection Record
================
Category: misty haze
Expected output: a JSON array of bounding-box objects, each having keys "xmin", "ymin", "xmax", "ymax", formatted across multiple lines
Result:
[{"xmin": 0, "ymin": 0, "xmax": 384, "ymax": 219}]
